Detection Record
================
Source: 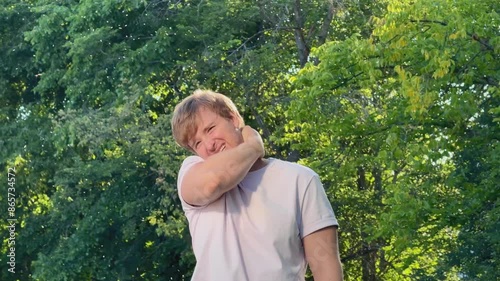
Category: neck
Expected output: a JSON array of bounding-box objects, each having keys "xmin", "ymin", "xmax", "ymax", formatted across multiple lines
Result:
[{"xmin": 249, "ymin": 158, "xmax": 268, "ymax": 172}]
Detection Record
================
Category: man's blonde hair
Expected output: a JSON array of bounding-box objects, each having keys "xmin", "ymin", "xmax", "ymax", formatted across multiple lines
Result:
[{"xmin": 171, "ymin": 89, "xmax": 244, "ymax": 151}]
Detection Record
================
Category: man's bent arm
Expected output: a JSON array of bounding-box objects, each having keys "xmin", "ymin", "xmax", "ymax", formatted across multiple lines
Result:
[
  {"xmin": 180, "ymin": 126, "xmax": 263, "ymax": 206},
  {"xmin": 303, "ymin": 226, "xmax": 344, "ymax": 281}
]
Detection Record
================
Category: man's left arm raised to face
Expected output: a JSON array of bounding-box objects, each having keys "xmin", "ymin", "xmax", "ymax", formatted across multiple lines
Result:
[{"xmin": 303, "ymin": 226, "xmax": 343, "ymax": 281}]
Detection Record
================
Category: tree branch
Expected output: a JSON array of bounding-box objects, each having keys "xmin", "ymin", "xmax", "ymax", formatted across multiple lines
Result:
[
  {"xmin": 342, "ymin": 246, "xmax": 380, "ymax": 262},
  {"xmin": 293, "ymin": 0, "xmax": 309, "ymax": 67},
  {"xmin": 410, "ymin": 19, "xmax": 447, "ymax": 26},
  {"xmin": 227, "ymin": 27, "xmax": 297, "ymax": 59},
  {"xmin": 468, "ymin": 32, "xmax": 495, "ymax": 51},
  {"xmin": 317, "ymin": 0, "xmax": 338, "ymax": 46}
]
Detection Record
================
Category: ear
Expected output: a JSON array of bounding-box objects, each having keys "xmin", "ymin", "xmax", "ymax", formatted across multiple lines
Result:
[{"xmin": 230, "ymin": 112, "xmax": 242, "ymax": 128}]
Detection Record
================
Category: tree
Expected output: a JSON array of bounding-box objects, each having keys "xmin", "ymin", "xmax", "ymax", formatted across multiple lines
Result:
[
  {"xmin": 2, "ymin": 0, "xmax": 369, "ymax": 279},
  {"xmin": 9, "ymin": 0, "xmax": 494, "ymax": 279},
  {"xmin": 282, "ymin": 0, "xmax": 499, "ymax": 279}
]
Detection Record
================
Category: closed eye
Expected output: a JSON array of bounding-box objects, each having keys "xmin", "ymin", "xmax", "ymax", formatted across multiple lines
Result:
[
  {"xmin": 191, "ymin": 141, "xmax": 201, "ymax": 150},
  {"xmin": 208, "ymin": 125, "xmax": 215, "ymax": 132}
]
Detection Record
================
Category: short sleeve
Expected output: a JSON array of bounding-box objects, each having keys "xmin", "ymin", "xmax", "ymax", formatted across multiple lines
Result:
[
  {"xmin": 177, "ymin": 156, "xmax": 206, "ymax": 211},
  {"xmin": 299, "ymin": 174, "xmax": 338, "ymax": 238}
]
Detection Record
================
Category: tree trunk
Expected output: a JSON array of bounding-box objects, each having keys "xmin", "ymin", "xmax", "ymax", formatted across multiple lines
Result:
[
  {"xmin": 293, "ymin": 0, "xmax": 309, "ymax": 67},
  {"xmin": 358, "ymin": 166, "xmax": 378, "ymax": 281}
]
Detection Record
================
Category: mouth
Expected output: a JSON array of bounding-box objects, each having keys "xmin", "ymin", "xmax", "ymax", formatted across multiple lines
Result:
[{"xmin": 219, "ymin": 144, "xmax": 226, "ymax": 153}]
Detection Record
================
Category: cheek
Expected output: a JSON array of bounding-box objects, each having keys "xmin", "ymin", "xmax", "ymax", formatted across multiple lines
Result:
[
  {"xmin": 197, "ymin": 150, "xmax": 209, "ymax": 159},
  {"xmin": 193, "ymin": 144, "xmax": 208, "ymax": 159}
]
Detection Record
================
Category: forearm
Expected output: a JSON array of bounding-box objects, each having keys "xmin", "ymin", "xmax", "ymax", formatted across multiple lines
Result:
[
  {"xmin": 180, "ymin": 125, "xmax": 264, "ymax": 206},
  {"xmin": 201, "ymin": 142, "xmax": 261, "ymax": 202}
]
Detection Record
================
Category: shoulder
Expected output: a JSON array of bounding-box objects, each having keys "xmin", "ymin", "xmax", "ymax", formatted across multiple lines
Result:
[
  {"xmin": 180, "ymin": 155, "xmax": 203, "ymax": 168},
  {"xmin": 178, "ymin": 155, "xmax": 203, "ymax": 180},
  {"xmin": 269, "ymin": 158, "xmax": 319, "ymax": 180},
  {"xmin": 270, "ymin": 158, "xmax": 317, "ymax": 174}
]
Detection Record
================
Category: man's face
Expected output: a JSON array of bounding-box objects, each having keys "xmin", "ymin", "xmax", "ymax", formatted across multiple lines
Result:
[{"xmin": 189, "ymin": 107, "xmax": 243, "ymax": 159}]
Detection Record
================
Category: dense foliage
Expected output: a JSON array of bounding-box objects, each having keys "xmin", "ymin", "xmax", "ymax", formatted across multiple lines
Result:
[{"xmin": 1, "ymin": 0, "xmax": 498, "ymax": 280}]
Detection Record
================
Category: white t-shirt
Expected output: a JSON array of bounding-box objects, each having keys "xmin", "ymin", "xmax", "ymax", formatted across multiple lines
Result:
[{"xmin": 177, "ymin": 156, "xmax": 338, "ymax": 281}]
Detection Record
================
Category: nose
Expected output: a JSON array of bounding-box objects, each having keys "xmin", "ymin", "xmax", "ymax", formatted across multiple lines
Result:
[{"xmin": 205, "ymin": 138, "xmax": 216, "ymax": 154}]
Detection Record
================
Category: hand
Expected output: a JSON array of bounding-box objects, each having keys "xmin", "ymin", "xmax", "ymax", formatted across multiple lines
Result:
[{"xmin": 240, "ymin": 125, "xmax": 265, "ymax": 158}]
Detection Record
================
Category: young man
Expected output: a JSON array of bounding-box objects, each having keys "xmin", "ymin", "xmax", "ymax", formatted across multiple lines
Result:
[{"xmin": 171, "ymin": 89, "xmax": 343, "ymax": 281}]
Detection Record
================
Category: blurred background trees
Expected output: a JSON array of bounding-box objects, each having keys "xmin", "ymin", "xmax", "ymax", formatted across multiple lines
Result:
[{"xmin": 1, "ymin": 0, "xmax": 498, "ymax": 280}]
